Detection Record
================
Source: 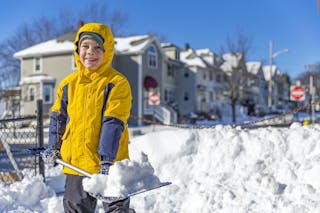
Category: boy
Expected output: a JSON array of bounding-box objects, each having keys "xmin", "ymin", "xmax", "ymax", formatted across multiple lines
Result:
[{"xmin": 42, "ymin": 23, "xmax": 133, "ymax": 212}]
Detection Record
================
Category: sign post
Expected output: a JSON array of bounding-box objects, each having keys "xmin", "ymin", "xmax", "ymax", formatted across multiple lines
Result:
[
  {"xmin": 148, "ymin": 92, "xmax": 160, "ymax": 131},
  {"xmin": 290, "ymin": 85, "xmax": 305, "ymax": 102}
]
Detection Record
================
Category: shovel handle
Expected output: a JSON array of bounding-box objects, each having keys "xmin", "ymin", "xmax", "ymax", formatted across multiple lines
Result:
[{"xmin": 55, "ymin": 158, "xmax": 93, "ymax": 178}]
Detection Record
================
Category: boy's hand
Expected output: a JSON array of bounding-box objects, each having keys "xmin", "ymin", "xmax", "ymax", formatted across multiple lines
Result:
[
  {"xmin": 41, "ymin": 148, "xmax": 60, "ymax": 165},
  {"xmin": 100, "ymin": 161, "xmax": 112, "ymax": 175}
]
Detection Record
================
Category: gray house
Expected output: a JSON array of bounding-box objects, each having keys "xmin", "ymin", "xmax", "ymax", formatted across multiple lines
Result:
[
  {"xmin": 14, "ymin": 35, "xmax": 75, "ymax": 115},
  {"xmin": 161, "ymin": 43, "xmax": 197, "ymax": 120},
  {"xmin": 113, "ymin": 35, "xmax": 177, "ymax": 125}
]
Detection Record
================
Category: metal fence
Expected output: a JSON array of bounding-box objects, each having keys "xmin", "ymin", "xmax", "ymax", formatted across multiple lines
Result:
[{"xmin": 0, "ymin": 100, "xmax": 45, "ymax": 182}]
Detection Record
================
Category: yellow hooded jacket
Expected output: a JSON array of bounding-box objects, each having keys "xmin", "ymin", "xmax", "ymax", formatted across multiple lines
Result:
[{"xmin": 48, "ymin": 23, "xmax": 132, "ymax": 175}]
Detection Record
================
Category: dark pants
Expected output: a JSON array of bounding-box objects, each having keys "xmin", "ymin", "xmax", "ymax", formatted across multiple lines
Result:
[{"xmin": 63, "ymin": 174, "xmax": 134, "ymax": 213}]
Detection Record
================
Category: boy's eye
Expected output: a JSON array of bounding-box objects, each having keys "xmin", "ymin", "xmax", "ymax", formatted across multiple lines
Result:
[{"xmin": 81, "ymin": 44, "xmax": 89, "ymax": 49}]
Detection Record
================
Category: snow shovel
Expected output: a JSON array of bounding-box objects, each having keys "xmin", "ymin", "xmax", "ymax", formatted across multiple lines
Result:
[{"xmin": 55, "ymin": 158, "xmax": 171, "ymax": 203}]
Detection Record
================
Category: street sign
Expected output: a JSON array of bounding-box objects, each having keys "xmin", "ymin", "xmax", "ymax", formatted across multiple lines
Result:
[
  {"xmin": 148, "ymin": 92, "xmax": 160, "ymax": 105},
  {"xmin": 290, "ymin": 85, "xmax": 305, "ymax": 101}
]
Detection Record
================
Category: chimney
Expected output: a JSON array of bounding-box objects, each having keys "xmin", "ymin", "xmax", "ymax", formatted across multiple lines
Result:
[
  {"xmin": 184, "ymin": 43, "xmax": 190, "ymax": 51},
  {"xmin": 78, "ymin": 20, "xmax": 84, "ymax": 29}
]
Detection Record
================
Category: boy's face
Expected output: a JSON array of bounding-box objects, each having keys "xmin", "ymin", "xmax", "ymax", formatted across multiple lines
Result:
[{"xmin": 79, "ymin": 38, "xmax": 104, "ymax": 70}]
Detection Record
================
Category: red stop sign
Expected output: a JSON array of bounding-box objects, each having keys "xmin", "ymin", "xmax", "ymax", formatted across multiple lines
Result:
[
  {"xmin": 290, "ymin": 85, "xmax": 305, "ymax": 101},
  {"xmin": 148, "ymin": 92, "xmax": 160, "ymax": 105}
]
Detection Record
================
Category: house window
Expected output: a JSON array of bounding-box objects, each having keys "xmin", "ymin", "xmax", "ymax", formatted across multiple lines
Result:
[
  {"xmin": 216, "ymin": 74, "xmax": 221, "ymax": 83},
  {"xmin": 203, "ymin": 71, "xmax": 206, "ymax": 80},
  {"xmin": 184, "ymin": 92, "xmax": 189, "ymax": 101},
  {"xmin": 175, "ymin": 50, "xmax": 180, "ymax": 60},
  {"xmin": 28, "ymin": 86, "xmax": 36, "ymax": 101},
  {"xmin": 33, "ymin": 57, "xmax": 42, "ymax": 72},
  {"xmin": 167, "ymin": 64, "xmax": 174, "ymax": 77},
  {"xmin": 148, "ymin": 45, "xmax": 157, "ymax": 68},
  {"xmin": 184, "ymin": 72, "xmax": 189, "ymax": 78},
  {"xmin": 43, "ymin": 85, "xmax": 53, "ymax": 104}
]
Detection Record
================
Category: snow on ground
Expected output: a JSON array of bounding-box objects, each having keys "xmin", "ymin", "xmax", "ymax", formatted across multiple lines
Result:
[
  {"xmin": 83, "ymin": 152, "xmax": 161, "ymax": 198},
  {"xmin": 1, "ymin": 122, "xmax": 320, "ymax": 212}
]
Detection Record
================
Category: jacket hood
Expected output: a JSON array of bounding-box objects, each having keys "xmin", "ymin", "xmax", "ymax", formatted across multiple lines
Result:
[{"xmin": 74, "ymin": 23, "xmax": 114, "ymax": 79}]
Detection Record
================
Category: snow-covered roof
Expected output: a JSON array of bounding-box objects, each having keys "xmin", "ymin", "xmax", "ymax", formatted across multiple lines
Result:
[
  {"xmin": 220, "ymin": 53, "xmax": 242, "ymax": 72},
  {"xmin": 246, "ymin": 61, "xmax": 262, "ymax": 75},
  {"xmin": 180, "ymin": 49, "xmax": 207, "ymax": 68},
  {"xmin": 14, "ymin": 34, "xmax": 163, "ymax": 58},
  {"xmin": 14, "ymin": 39, "xmax": 74, "ymax": 58},
  {"xmin": 114, "ymin": 35, "xmax": 152, "ymax": 54},
  {"xmin": 195, "ymin": 48, "xmax": 214, "ymax": 56},
  {"xmin": 20, "ymin": 75, "xmax": 56, "ymax": 85},
  {"xmin": 262, "ymin": 65, "xmax": 280, "ymax": 81},
  {"xmin": 161, "ymin": 43, "xmax": 173, "ymax": 48},
  {"xmin": 161, "ymin": 42, "xmax": 181, "ymax": 50},
  {"xmin": 195, "ymin": 48, "xmax": 218, "ymax": 67}
]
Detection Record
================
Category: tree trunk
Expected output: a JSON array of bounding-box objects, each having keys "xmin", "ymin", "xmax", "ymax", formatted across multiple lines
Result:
[{"xmin": 231, "ymin": 99, "xmax": 236, "ymax": 123}]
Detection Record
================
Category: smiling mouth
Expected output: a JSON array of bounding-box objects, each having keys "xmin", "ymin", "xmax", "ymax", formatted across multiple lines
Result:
[{"xmin": 86, "ymin": 58, "xmax": 97, "ymax": 61}]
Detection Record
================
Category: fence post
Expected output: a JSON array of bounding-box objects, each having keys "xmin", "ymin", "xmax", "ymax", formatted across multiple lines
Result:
[{"xmin": 36, "ymin": 99, "xmax": 45, "ymax": 182}]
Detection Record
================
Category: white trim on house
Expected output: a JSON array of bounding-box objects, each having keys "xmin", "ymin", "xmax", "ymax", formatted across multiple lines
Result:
[{"xmin": 20, "ymin": 75, "xmax": 55, "ymax": 85}]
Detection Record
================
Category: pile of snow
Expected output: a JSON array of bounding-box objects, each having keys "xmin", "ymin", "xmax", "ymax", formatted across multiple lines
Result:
[
  {"xmin": 83, "ymin": 152, "xmax": 161, "ymax": 198},
  {"xmin": 1, "ymin": 123, "xmax": 320, "ymax": 212},
  {"xmin": 0, "ymin": 169, "xmax": 61, "ymax": 213}
]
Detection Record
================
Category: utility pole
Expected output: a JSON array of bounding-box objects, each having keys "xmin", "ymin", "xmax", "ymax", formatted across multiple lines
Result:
[
  {"xmin": 310, "ymin": 75, "xmax": 316, "ymax": 124},
  {"xmin": 267, "ymin": 40, "xmax": 288, "ymax": 111},
  {"xmin": 268, "ymin": 40, "xmax": 273, "ymax": 111}
]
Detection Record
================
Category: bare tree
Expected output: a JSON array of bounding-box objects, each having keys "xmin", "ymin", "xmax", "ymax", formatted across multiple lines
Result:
[
  {"xmin": 220, "ymin": 33, "xmax": 253, "ymax": 123},
  {"xmin": 0, "ymin": 2, "xmax": 128, "ymax": 91},
  {"xmin": 296, "ymin": 63, "xmax": 320, "ymax": 97}
]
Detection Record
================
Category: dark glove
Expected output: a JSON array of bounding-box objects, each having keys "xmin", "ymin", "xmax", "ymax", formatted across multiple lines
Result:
[
  {"xmin": 41, "ymin": 148, "xmax": 60, "ymax": 165},
  {"xmin": 100, "ymin": 161, "xmax": 112, "ymax": 175}
]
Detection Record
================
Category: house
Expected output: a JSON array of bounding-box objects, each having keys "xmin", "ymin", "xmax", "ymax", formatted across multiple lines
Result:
[
  {"xmin": 195, "ymin": 48, "xmax": 229, "ymax": 118},
  {"xmin": 180, "ymin": 46, "xmax": 228, "ymax": 118},
  {"xmin": 246, "ymin": 61, "xmax": 268, "ymax": 115},
  {"xmin": 161, "ymin": 43, "xmax": 197, "ymax": 119},
  {"xmin": 220, "ymin": 53, "xmax": 251, "ymax": 115}
]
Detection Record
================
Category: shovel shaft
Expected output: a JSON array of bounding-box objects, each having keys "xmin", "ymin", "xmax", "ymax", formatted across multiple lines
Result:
[{"xmin": 55, "ymin": 158, "xmax": 93, "ymax": 178}]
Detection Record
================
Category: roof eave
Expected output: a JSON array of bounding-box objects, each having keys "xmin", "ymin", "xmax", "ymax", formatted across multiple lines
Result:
[{"xmin": 14, "ymin": 50, "xmax": 73, "ymax": 59}]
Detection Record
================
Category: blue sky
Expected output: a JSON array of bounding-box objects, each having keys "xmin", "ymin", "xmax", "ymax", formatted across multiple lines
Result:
[{"xmin": 1, "ymin": 0, "xmax": 320, "ymax": 79}]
